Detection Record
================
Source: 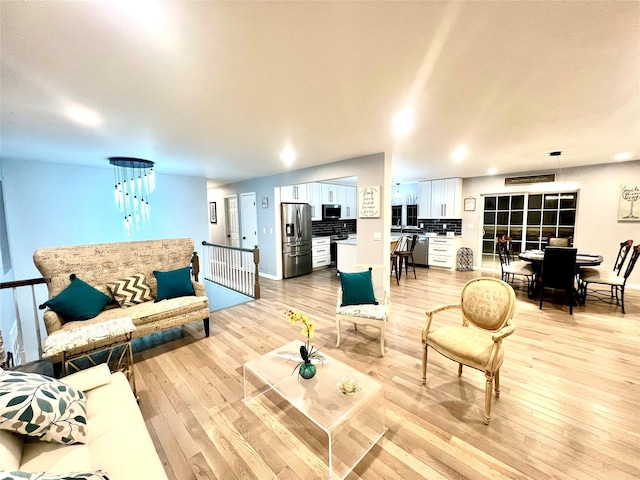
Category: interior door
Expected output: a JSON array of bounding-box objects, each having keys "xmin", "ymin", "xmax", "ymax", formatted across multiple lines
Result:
[
  {"xmin": 240, "ymin": 192, "xmax": 258, "ymax": 249},
  {"xmin": 225, "ymin": 195, "xmax": 240, "ymax": 247}
]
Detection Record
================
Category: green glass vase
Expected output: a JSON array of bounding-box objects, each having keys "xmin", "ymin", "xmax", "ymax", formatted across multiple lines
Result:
[{"xmin": 299, "ymin": 362, "xmax": 316, "ymax": 379}]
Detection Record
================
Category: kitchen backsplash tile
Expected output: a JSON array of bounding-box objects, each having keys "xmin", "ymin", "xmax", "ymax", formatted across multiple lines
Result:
[
  {"xmin": 418, "ymin": 218, "xmax": 462, "ymax": 235},
  {"xmin": 311, "ymin": 218, "xmax": 460, "ymax": 237},
  {"xmin": 312, "ymin": 219, "xmax": 357, "ymax": 237}
]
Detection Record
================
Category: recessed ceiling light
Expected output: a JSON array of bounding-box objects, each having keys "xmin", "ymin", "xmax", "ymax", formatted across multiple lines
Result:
[
  {"xmin": 117, "ymin": 0, "xmax": 169, "ymax": 33},
  {"xmin": 393, "ymin": 109, "xmax": 413, "ymax": 138},
  {"xmin": 487, "ymin": 167, "xmax": 498, "ymax": 175},
  {"xmin": 280, "ymin": 146, "xmax": 296, "ymax": 166},
  {"xmin": 452, "ymin": 146, "xmax": 468, "ymax": 162},
  {"xmin": 64, "ymin": 104, "xmax": 101, "ymax": 127},
  {"xmin": 614, "ymin": 152, "xmax": 632, "ymax": 161}
]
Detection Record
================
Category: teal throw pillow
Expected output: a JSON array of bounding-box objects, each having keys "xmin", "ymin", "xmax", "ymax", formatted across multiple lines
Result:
[
  {"xmin": 39, "ymin": 274, "xmax": 111, "ymax": 321},
  {"xmin": 154, "ymin": 266, "xmax": 195, "ymax": 302},
  {"xmin": 339, "ymin": 268, "xmax": 378, "ymax": 307}
]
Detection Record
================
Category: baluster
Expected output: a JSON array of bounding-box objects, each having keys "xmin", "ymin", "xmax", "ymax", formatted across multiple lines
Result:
[
  {"xmin": 199, "ymin": 242, "xmax": 260, "ymax": 299},
  {"xmin": 12, "ymin": 288, "xmax": 27, "ymax": 364}
]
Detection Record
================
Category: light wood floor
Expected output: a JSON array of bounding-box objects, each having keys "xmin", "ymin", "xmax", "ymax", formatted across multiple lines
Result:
[{"xmin": 133, "ymin": 266, "xmax": 640, "ymax": 480}]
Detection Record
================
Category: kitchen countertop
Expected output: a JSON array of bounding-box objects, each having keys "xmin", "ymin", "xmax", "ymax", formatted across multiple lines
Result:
[
  {"xmin": 335, "ymin": 238, "xmax": 357, "ymax": 246},
  {"xmin": 312, "ymin": 234, "xmax": 355, "ymax": 239},
  {"xmin": 331, "ymin": 234, "xmax": 462, "ymax": 243}
]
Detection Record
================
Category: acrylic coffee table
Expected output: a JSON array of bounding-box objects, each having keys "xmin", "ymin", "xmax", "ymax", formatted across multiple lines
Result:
[{"xmin": 243, "ymin": 340, "xmax": 386, "ymax": 479}]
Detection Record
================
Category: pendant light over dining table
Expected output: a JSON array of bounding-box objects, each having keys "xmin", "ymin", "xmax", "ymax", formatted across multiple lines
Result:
[{"xmin": 109, "ymin": 157, "xmax": 155, "ymax": 237}]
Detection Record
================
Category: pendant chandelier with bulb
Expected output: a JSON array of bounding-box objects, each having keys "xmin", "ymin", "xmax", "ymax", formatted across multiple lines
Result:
[
  {"xmin": 109, "ymin": 157, "xmax": 155, "ymax": 237},
  {"xmin": 395, "ymin": 182, "xmax": 402, "ymax": 199}
]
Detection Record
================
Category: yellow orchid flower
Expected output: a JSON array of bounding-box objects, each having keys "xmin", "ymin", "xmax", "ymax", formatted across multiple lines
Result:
[
  {"xmin": 287, "ymin": 310, "xmax": 316, "ymax": 338},
  {"xmin": 285, "ymin": 310, "xmax": 322, "ymax": 375},
  {"xmin": 301, "ymin": 320, "xmax": 315, "ymax": 338}
]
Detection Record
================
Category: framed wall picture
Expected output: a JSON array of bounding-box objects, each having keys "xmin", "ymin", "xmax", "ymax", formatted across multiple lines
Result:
[
  {"xmin": 618, "ymin": 183, "xmax": 640, "ymax": 221},
  {"xmin": 464, "ymin": 197, "xmax": 476, "ymax": 211},
  {"xmin": 359, "ymin": 185, "xmax": 380, "ymax": 218},
  {"xmin": 209, "ymin": 202, "xmax": 217, "ymax": 224}
]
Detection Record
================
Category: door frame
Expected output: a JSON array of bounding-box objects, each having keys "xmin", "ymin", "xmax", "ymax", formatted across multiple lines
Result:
[
  {"xmin": 224, "ymin": 194, "xmax": 240, "ymax": 247},
  {"xmin": 240, "ymin": 192, "xmax": 258, "ymax": 249}
]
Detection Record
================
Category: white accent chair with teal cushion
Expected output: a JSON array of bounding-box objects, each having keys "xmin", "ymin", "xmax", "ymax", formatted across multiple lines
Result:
[
  {"xmin": 422, "ymin": 277, "xmax": 516, "ymax": 424},
  {"xmin": 336, "ymin": 264, "xmax": 390, "ymax": 356}
]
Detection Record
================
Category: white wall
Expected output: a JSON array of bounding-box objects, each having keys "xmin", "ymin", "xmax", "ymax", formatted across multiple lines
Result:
[
  {"xmin": 209, "ymin": 152, "xmax": 392, "ymax": 278},
  {"xmin": 0, "ymin": 158, "xmax": 209, "ymax": 360},
  {"xmin": 461, "ymin": 160, "xmax": 640, "ymax": 287}
]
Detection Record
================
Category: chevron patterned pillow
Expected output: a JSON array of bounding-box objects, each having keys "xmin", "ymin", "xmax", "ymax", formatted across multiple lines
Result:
[{"xmin": 106, "ymin": 273, "xmax": 154, "ymax": 308}]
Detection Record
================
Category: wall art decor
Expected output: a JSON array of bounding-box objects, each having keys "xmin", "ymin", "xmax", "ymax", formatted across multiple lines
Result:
[
  {"xmin": 209, "ymin": 201, "xmax": 217, "ymax": 224},
  {"xmin": 464, "ymin": 196, "xmax": 476, "ymax": 211},
  {"xmin": 359, "ymin": 186, "xmax": 380, "ymax": 218},
  {"xmin": 618, "ymin": 183, "xmax": 640, "ymax": 222}
]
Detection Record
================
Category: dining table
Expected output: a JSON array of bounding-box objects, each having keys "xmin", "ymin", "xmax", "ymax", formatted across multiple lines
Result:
[
  {"xmin": 518, "ymin": 250, "xmax": 604, "ymax": 301},
  {"xmin": 519, "ymin": 250, "xmax": 604, "ymax": 267}
]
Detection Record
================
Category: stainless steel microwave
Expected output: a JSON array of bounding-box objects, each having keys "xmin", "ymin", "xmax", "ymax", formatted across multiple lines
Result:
[{"xmin": 322, "ymin": 204, "xmax": 341, "ymax": 220}]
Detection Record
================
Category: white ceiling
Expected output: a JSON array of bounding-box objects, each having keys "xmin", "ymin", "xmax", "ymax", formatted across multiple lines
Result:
[{"xmin": 1, "ymin": 1, "xmax": 638, "ymax": 186}]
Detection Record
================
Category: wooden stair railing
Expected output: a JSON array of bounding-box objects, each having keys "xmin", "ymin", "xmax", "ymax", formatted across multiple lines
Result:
[
  {"xmin": 0, "ymin": 277, "xmax": 50, "ymax": 365},
  {"xmin": 201, "ymin": 242, "xmax": 260, "ymax": 299}
]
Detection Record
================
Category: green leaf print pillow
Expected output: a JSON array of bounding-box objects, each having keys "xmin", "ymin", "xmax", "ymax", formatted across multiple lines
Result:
[{"xmin": 0, "ymin": 370, "xmax": 88, "ymax": 444}]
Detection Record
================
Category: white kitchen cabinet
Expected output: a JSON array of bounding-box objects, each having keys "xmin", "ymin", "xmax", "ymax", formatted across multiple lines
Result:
[
  {"xmin": 418, "ymin": 178, "xmax": 462, "ymax": 219},
  {"xmin": 432, "ymin": 178, "xmax": 462, "ymax": 218},
  {"xmin": 428, "ymin": 236, "xmax": 461, "ymax": 269},
  {"xmin": 281, "ymin": 184, "xmax": 308, "ymax": 202},
  {"xmin": 418, "ymin": 180, "xmax": 432, "ymax": 219},
  {"xmin": 430, "ymin": 180, "xmax": 445, "ymax": 217},
  {"xmin": 341, "ymin": 186, "xmax": 357, "ymax": 219},
  {"xmin": 321, "ymin": 184, "xmax": 341, "ymax": 204},
  {"xmin": 307, "ymin": 182, "xmax": 322, "ymax": 220},
  {"xmin": 312, "ymin": 237, "xmax": 331, "ymax": 268}
]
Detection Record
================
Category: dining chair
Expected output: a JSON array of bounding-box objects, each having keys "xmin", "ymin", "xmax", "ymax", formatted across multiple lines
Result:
[
  {"xmin": 579, "ymin": 239, "xmax": 633, "ymax": 282},
  {"xmin": 579, "ymin": 245, "xmax": 639, "ymax": 314},
  {"xmin": 496, "ymin": 236, "xmax": 535, "ymax": 296},
  {"xmin": 396, "ymin": 234, "xmax": 419, "ymax": 280},
  {"xmin": 538, "ymin": 247, "xmax": 578, "ymax": 314},
  {"xmin": 336, "ymin": 264, "xmax": 390, "ymax": 356},
  {"xmin": 548, "ymin": 237, "xmax": 573, "ymax": 247},
  {"xmin": 422, "ymin": 277, "xmax": 516, "ymax": 424},
  {"xmin": 390, "ymin": 236, "xmax": 407, "ymax": 285}
]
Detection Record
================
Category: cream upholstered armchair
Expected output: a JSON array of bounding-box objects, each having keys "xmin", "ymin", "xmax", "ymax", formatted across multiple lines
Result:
[
  {"xmin": 421, "ymin": 277, "xmax": 516, "ymax": 424},
  {"xmin": 336, "ymin": 264, "xmax": 390, "ymax": 356}
]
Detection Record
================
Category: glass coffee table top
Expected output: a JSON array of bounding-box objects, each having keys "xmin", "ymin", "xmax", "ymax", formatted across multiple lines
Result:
[{"xmin": 243, "ymin": 340, "xmax": 386, "ymax": 479}]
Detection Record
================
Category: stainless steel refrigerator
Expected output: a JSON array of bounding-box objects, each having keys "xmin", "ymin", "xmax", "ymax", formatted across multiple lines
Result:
[{"xmin": 281, "ymin": 202, "xmax": 312, "ymax": 278}]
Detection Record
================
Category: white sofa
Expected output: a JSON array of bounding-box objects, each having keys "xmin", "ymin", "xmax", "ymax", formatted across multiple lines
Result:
[{"xmin": 0, "ymin": 364, "xmax": 168, "ymax": 479}]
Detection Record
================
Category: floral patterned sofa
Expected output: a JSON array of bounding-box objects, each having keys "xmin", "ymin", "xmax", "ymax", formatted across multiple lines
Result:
[{"xmin": 33, "ymin": 238, "xmax": 210, "ymax": 360}]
